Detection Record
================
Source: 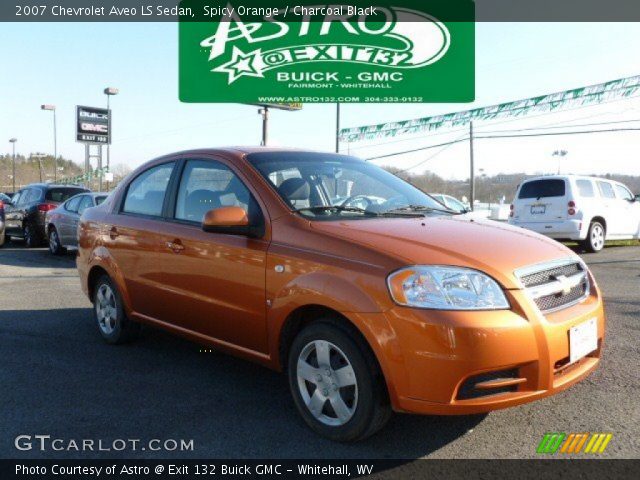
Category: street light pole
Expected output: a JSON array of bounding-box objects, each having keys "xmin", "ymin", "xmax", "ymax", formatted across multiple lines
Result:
[
  {"xmin": 9, "ymin": 138, "xmax": 17, "ymax": 193},
  {"xmin": 104, "ymin": 87, "xmax": 119, "ymax": 191},
  {"xmin": 41, "ymin": 105, "xmax": 57, "ymax": 182},
  {"xmin": 258, "ymin": 107, "xmax": 269, "ymax": 146}
]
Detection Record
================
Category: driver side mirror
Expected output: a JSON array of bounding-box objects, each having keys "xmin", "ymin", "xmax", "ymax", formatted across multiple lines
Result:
[{"xmin": 202, "ymin": 206, "xmax": 262, "ymax": 238}]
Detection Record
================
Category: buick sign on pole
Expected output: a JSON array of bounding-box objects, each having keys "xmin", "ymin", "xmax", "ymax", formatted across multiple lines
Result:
[{"xmin": 76, "ymin": 106, "xmax": 110, "ymax": 144}]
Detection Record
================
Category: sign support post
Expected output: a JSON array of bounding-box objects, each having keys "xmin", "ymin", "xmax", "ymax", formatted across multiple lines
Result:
[{"xmin": 469, "ymin": 121, "xmax": 475, "ymax": 211}]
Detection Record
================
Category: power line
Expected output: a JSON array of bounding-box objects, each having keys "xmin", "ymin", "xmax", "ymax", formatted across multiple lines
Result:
[
  {"xmin": 365, "ymin": 126, "xmax": 640, "ymax": 162},
  {"xmin": 366, "ymin": 137, "xmax": 467, "ymax": 161},
  {"xmin": 475, "ymin": 127, "xmax": 640, "ymax": 140}
]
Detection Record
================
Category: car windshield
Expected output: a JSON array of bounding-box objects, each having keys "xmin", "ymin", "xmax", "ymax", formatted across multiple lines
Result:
[{"xmin": 247, "ymin": 152, "xmax": 452, "ymax": 219}]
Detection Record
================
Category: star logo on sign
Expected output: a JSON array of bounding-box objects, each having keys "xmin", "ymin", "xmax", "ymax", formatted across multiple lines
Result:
[{"xmin": 213, "ymin": 47, "xmax": 264, "ymax": 84}]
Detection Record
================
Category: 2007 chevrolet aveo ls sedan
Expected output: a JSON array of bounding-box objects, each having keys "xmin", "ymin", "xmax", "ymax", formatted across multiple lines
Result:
[{"xmin": 77, "ymin": 148, "xmax": 605, "ymax": 441}]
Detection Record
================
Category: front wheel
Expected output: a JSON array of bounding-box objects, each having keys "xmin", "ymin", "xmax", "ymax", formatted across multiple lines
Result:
[
  {"xmin": 93, "ymin": 275, "xmax": 140, "ymax": 344},
  {"xmin": 582, "ymin": 221, "xmax": 605, "ymax": 253},
  {"xmin": 288, "ymin": 321, "xmax": 391, "ymax": 442},
  {"xmin": 48, "ymin": 227, "xmax": 66, "ymax": 255}
]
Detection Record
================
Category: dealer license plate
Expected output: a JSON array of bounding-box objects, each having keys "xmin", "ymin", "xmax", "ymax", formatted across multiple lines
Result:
[
  {"xmin": 569, "ymin": 317, "xmax": 598, "ymax": 364},
  {"xmin": 530, "ymin": 205, "xmax": 546, "ymax": 215}
]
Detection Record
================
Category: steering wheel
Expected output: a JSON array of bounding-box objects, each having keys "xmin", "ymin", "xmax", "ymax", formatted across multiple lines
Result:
[{"xmin": 339, "ymin": 195, "xmax": 373, "ymax": 209}]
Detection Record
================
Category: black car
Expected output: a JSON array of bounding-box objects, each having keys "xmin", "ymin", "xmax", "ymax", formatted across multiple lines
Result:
[{"xmin": 3, "ymin": 184, "xmax": 90, "ymax": 247}]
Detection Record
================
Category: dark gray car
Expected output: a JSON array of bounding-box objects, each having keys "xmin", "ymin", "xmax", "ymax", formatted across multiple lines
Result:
[
  {"xmin": 3, "ymin": 184, "xmax": 90, "ymax": 247},
  {"xmin": 46, "ymin": 192, "xmax": 108, "ymax": 254}
]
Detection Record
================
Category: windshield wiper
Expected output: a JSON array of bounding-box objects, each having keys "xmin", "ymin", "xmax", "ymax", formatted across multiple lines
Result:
[
  {"xmin": 292, "ymin": 206, "xmax": 424, "ymax": 217},
  {"xmin": 384, "ymin": 204, "xmax": 460, "ymax": 215}
]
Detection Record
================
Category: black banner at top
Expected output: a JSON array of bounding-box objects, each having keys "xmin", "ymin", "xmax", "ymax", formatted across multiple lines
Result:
[{"xmin": 5, "ymin": 0, "xmax": 640, "ymax": 21}]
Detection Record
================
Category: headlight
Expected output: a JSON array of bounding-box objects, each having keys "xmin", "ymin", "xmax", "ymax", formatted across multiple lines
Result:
[{"xmin": 387, "ymin": 266, "xmax": 510, "ymax": 310}]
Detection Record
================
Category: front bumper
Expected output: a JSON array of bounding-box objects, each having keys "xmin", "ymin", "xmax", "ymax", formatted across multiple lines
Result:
[
  {"xmin": 351, "ymin": 278, "xmax": 605, "ymax": 415},
  {"xmin": 509, "ymin": 219, "xmax": 586, "ymax": 241}
]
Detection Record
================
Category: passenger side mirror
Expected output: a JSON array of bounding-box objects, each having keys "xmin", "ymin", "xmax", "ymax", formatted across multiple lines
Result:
[{"xmin": 202, "ymin": 206, "xmax": 261, "ymax": 237}]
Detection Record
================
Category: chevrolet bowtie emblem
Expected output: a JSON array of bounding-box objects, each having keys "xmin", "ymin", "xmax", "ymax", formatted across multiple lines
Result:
[{"xmin": 553, "ymin": 275, "xmax": 572, "ymax": 295}]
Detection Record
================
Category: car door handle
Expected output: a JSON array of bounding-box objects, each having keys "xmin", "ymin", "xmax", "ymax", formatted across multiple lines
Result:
[
  {"xmin": 109, "ymin": 227, "xmax": 119, "ymax": 240},
  {"xmin": 166, "ymin": 240, "xmax": 185, "ymax": 253}
]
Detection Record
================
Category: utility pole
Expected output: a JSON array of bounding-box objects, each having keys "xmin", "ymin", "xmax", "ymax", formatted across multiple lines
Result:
[
  {"xmin": 259, "ymin": 106, "xmax": 269, "ymax": 146},
  {"xmin": 335, "ymin": 103, "xmax": 340, "ymax": 153},
  {"xmin": 469, "ymin": 121, "xmax": 475, "ymax": 211}
]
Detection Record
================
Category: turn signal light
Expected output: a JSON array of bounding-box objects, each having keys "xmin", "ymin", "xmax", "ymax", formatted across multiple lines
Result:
[{"xmin": 509, "ymin": 204, "xmax": 514, "ymax": 217}]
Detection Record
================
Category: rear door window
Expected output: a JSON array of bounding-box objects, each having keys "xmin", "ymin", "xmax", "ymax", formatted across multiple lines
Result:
[
  {"xmin": 23, "ymin": 188, "xmax": 42, "ymax": 204},
  {"xmin": 518, "ymin": 180, "xmax": 566, "ymax": 199},
  {"xmin": 576, "ymin": 180, "xmax": 595, "ymax": 197},
  {"xmin": 77, "ymin": 195, "xmax": 95, "ymax": 215},
  {"xmin": 122, "ymin": 162, "xmax": 175, "ymax": 217},
  {"xmin": 46, "ymin": 188, "xmax": 87, "ymax": 203},
  {"xmin": 597, "ymin": 181, "xmax": 616, "ymax": 199},
  {"xmin": 65, "ymin": 196, "xmax": 82, "ymax": 213}
]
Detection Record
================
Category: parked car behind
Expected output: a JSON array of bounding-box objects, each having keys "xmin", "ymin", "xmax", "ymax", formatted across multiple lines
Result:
[
  {"xmin": 77, "ymin": 148, "xmax": 605, "ymax": 441},
  {"xmin": 509, "ymin": 175, "xmax": 640, "ymax": 252},
  {"xmin": 0, "ymin": 193, "xmax": 10, "ymax": 247},
  {"xmin": 3, "ymin": 184, "xmax": 90, "ymax": 247},
  {"xmin": 46, "ymin": 192, "xmax": 109, "ymax": 255},
  {"xmin": 430, "ymin": 193, "xmax": 470, "ymax": 213}
]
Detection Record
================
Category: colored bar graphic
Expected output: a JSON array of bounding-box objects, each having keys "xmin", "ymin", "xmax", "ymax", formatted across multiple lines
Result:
[{"xmin": 538, "ymin": 433, "xmax": 612, "ymax": 454}]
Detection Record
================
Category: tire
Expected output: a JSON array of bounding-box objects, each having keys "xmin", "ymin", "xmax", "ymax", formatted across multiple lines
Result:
[
  {"xmin": 287, "ymin": 320, "xmax": 391, "ymax": 442},
  {"xmin": 93, "ymin": 274, "xmax": 140, "ymax": 344},
  {"xmin": 48, "ymin": 227, "xmax": 66, "ymax": 255},
  {"xmin": 582, "ymin": 221, "xmax": 605, "ymax": 253},
  {"xmin": 23, "ymin": 224, "xmax": 40, "ymax": 248}
]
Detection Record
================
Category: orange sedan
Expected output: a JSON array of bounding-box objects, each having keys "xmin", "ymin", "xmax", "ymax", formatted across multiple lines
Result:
[{"xmin": 77, "ymin": 148, "xmax": 605, "ymax": 441}]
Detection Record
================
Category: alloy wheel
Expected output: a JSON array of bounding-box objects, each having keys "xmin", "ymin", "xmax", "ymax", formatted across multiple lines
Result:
[
  {"xmin": 591, "ymin": 224, "xmax": 604, "ymax": 251},
  {"xmin": 49, "ymin": 230, "xmax": 59, "ymax": 253},
  {"xmin": 96, "ymin": 284, "xmax": 118, "ymax": 335},
  {"xmin": 296, "ymin": 340, "xmax": 358, "ymax": 426}
]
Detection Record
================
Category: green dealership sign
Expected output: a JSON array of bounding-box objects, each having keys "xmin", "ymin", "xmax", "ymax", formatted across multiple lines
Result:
[{"xmin": 179, "ymin": 1, "xmax": 475, "ymax": 103}]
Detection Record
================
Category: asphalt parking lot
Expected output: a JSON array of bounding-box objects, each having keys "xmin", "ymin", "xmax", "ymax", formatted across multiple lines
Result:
[{"xmin": 0, "ymin": 242, "xmax": 638, "ymax": 460}]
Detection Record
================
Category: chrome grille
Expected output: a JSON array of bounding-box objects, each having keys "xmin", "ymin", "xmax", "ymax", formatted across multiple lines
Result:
[
  {"xmin": 520, "ymin": 262, "xmax": 583, "ymax": 288},
  {"xmin": 515, "ymin": 259, "xmax": 590, "ymax": 313}
]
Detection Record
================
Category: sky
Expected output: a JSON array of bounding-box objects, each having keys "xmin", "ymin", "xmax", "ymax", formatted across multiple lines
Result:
[{"xmin": 1, "ymin": 21, "xmax": 640, "ymax": 180}]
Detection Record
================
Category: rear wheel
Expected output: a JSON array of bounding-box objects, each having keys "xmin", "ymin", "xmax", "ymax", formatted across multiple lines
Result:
[
  {"xmin": 288, "ymin": 321, "xmax": 391, "ymax": 442},
  {"xmin": 23, "ymin": 224, "xmax": 39, "ymax": 248},
  {"xmin": 93, "ymin": 275, "xmax": 140, "ymax": 344},
  {"xmin": 582, "ymin": 221, "xmax": 605, "ymax": 253},
  {"xmin": 48, "ymin": 227, "xmax": 66, "ymax": 255}
]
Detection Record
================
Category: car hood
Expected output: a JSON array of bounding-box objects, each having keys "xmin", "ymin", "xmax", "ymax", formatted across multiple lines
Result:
[{"xmin": 310, "ymin": 215, "xmax": 578, "ymax": 289}]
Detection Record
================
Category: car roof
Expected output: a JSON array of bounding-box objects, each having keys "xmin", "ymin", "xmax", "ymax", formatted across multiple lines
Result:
[
  {"xmin": 155, "ymin": 146, "xmax": 352, "ymax": 161},
  {"xmin": 22, "ymin": 183, "xmax": 89, "ymax": 189},
  {"xmin": 521, "ymin": 175, "xmax": 620, "ymax": 184}
]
